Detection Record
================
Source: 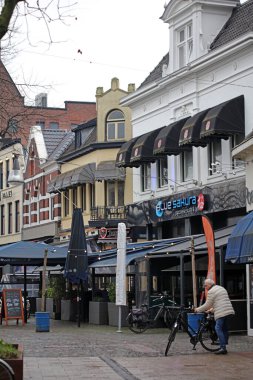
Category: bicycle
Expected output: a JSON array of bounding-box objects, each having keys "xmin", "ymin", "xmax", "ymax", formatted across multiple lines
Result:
[
  {"xmin": 126, "ymin": 295, "xmax": 178, "ymax": 333},
  {"xmin": 165, "ymin": 306, "xmax": 220, "ymax": 356},
  {"xmin": 0, "ymin": 358, "xmax": 15, "ymax": 380}
]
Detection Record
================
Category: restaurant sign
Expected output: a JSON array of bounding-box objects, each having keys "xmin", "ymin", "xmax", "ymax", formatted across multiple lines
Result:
[{"xmin": 155, "ymin": 193, "xmax": 205, "ymax": 218}]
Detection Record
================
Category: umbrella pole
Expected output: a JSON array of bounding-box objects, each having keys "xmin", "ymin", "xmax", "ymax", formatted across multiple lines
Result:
[{"xmin": 77, "ymin": 283, "xmax": 81, "ymax": 328}]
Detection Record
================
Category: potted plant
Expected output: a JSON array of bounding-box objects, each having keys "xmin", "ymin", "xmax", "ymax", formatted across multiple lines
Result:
[
  {"xmin": 89, "ymin": 291, "xmax": 109, "ymax": 325},
  {"xmin": 0, "ymin": 339, "xmax": 23, "ymax": 380},
  {"xmin": 107, "ymin": 282, "xmax": 128, "ymax": 327},
  {"xmin": 48, "ymin": 276, "xmax": 66, "ymax": 320}
]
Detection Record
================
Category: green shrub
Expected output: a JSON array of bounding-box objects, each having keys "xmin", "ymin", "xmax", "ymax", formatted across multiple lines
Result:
[
  {"xmin": 108, "ymin": 282, "xmax": 116, "ymax": 303},
  {"xmin": 0, "ymin": 339, "xmax": 18, "ymax": 359}
]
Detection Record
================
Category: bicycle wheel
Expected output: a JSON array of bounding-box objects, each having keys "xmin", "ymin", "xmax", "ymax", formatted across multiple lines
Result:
[
  {"xmin": 165, "ymin": 324, "xmax": 178, "ymax": 356},
  {"xmin": 199, "ymin": 323, "xmax": 220, "ymax": 352},
  {"xmin": 0, "ymin": 359, "xmax": 15, "ymax": 380},
  {"xmin": 128, "ymin": 314, "xmax": 149, "ymax": 334},
  {"xmin": 164, "ymin": 309, "xmax": 175, "ymax": 329}
]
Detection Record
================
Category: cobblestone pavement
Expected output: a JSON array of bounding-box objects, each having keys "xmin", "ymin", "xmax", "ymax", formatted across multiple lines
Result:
[{"xmin": 1, "ymin": 318, "xmax": 253, "ymax": 379}]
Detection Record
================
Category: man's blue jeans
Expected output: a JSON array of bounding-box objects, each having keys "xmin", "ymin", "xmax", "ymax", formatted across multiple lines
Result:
[{"xmin": 215, "ymin": 316, "xmax": 229, "ymax": 349}]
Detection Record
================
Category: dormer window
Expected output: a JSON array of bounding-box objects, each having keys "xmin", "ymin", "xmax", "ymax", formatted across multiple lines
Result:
[
  {"xmin": 178, "ymin": 23, "xmax": 193, "ymax": 68},
  {"xmin": 106, "ymin": 110, "xmax": 125, "ymax": 141}
]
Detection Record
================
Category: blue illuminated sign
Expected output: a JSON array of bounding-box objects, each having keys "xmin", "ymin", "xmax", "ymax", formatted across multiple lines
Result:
[{"xmin": 156, "ymin": 195, "xmax": 198, "ymax": 217}]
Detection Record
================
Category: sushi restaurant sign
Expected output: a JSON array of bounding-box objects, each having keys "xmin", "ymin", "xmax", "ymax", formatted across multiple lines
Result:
[{"xmin": 155, "ymin": 193, "xmax": 205, "ymax": 219}]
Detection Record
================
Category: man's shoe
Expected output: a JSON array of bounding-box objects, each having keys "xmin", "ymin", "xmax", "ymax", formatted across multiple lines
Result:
[{"xmin": 215, "ymin": 349, "xmax": 227, "ymax": 355}]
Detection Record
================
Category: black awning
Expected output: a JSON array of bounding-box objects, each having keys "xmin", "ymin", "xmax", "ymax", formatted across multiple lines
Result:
[
  {"xmin": 153, "ymin": 117, "xmax": 189, "ymax": 156},
  {"xmin": 95, "ymin": 161, "xmax": 125, "ymax": 181},
  {"xmin": 130, "ymin": 128, "xmax": 163, "ymax": 167},
  {"xmin": 200, "ymin": 95, "xmax": 245, "ymax": 142},
  {"xmin": 115, "ymin": 137, "xmax": 139, "ymax": 167},
  {"xmin": 179, "ymin": 109, "xmax": 210, "ymax": 147}
]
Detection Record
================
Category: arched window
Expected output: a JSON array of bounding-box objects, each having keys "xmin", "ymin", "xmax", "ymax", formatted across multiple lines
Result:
[{"xmin": 106, "ymin": 110, "xmax": 125, "ymax": 141}]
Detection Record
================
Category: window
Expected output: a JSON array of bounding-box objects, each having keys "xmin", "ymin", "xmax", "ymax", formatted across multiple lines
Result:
[
  {"xmin": 8, "ymin": 202, "xmax": 12, "ymax": 234},
  {"xmin": 208, "ymin": 140, "xmax": 222, "ymax": 175},
  {"xmin": 106, "ymin": 110, "xmax": 125, "ymax": 140},
  {"xmin": 106, "ymin": 182, "xmax": 115, "ymax": 206},
  {"xmin": 64, "ymin": 189, "xmax": 69, "ymax": 216},
  {"xmin": 72, "ymin": 187, "xmax": 78, "ymax": 208},
  {"xmin": 157, "ymin": 159, "xmax": 168, "ymax": 188},
  {"xmin": 118, "ymin": 182, "xmax": 124, "ymax": 206},
  {"xmin": 140, "ymin": 164, "xmax": 151, "ymax": 192},
  {"xmin": 177, "ymin": 23, "xmax": 193, "ymax": 68},
  {"xmin": 1, "ymin": 205, "xmax": 5, "ymax": 235},
  {"xmin": 89, "ymin": 184, "xmax": 95, "ymax": 209},
  {"xmin": 5, "ymin": 159, "xmax": 9, "ymax": 187},
  {"xmin": 7, "ymin": 119, "xmax": 18, "ymax": 133},
  {"xmin": 36, "ymin": 121, "xmax": 45, "ymax": 129},
  {"xmin": 0, "ymin": 162, "xmax": 3, "ymax": 189},
  {"xmin": 75, "ymin": 131, "xmax": 82, "ymax": 149},
  {"xmin": 50, "ymin": 197, "xmax": 54, "ymax": 220},
  {"xmin": 181, "ymin": 150, "xmax": 193, "ymax": 182},
  {"xmin": 81, "ymin": 185, "xmax": 86, "ymax": 212},
  {"xmin": 49, "ymin": 122, "xmax": 59, "ymax": 130},
  {"xmin": 231, "ymin": 135, "xmax": 244, "ymax": 170},
  {"xmin": 15, "ymin": 200, "xmax": 20, "ymax": 232}
]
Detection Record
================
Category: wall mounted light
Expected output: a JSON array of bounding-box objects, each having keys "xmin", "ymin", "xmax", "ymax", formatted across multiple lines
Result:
[{"xmin": 8, "ymin": 154, "xmax": 24, "ymax": 186}]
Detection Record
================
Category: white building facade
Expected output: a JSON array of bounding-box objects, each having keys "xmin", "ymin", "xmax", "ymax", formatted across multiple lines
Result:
[{"xmin": 119, "ymin": 0, "xmax": 253, "ymax": 334}]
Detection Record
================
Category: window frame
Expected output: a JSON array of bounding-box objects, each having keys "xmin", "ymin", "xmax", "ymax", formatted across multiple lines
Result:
[
  {"xmin": 177, "ymin": 23, "xmax": 193, "ymax": 68},
  {"xmin": 106, "ymin": 109, "xmax": 125, "ymax": 141},
  {"xmin": 140, "ymin": 163, "xmax": 151, "ymax": 192},
  {"xmin": 181, "ymin": 149, "xmax": 193, "ymax": 182},
  {"xmin": 157, "ymin": 158, "xmax": 168, "ymax": 188}
]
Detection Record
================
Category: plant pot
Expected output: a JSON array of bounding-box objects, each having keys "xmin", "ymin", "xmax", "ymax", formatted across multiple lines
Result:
[
  {"xmin": 108, "ymin": 303, "xmax": 128, "ymax": 327},
  {"xmin": 36, "ymin": 298, "xmax": 54, "ymax": 318},
  {"xmin": 61, "ymin": 300, "xmax": 71, "ymax": 321},
  {"xmin": 89, "ymin": 301, "xmax": 108, "ymax": 325},
  {"xmin": 4, "ymin": 344, "xmax": 23, "ymax": 380}
]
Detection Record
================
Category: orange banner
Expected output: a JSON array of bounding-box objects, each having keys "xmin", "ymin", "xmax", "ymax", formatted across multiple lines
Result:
[{"xmin": 202, "ymin": 215, "xmax": 216, "ymax": 285}]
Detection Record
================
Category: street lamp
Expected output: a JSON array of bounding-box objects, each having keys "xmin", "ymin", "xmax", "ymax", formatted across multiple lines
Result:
[{"xmin": 8, "ymin": 154, "xmax": 24, "ymax": 186}]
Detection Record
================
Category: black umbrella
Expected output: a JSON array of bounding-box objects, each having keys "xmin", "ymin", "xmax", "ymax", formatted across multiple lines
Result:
[{"xmin": 64, "ymin": 208, "xmax": 88, "ymax": 326}]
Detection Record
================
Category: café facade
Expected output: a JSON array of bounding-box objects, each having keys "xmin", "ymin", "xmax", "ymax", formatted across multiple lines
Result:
[{"xmin": 113, "ymin": 0, "xmax": 253, "ymax": 333}]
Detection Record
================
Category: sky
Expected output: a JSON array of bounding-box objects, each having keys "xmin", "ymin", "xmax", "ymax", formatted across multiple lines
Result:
[{"xmin": 5, "ymin": 0, "xmax": 168, "ymax": 108}]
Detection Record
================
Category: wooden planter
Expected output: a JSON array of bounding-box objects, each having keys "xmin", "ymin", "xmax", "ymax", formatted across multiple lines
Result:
[{"xmin": 5, "ymin": 344, "xmax": 23, "ymax": 380}]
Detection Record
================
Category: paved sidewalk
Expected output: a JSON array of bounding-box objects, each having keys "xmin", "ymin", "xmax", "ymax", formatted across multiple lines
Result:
[{"xmin": 1, "ymin": 318, "xmax": 253, "ymax": 379}]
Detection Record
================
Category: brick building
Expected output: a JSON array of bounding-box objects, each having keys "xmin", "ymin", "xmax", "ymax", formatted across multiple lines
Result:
[{"xmin": 0, "ymin": 59, "xmax": 96, "ymax": 145}]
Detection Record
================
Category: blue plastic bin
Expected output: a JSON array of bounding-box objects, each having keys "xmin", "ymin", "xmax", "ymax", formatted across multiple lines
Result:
[
  {"xmin": 187, "ymin": 313, "xmax": 205, "ymax": 335},
  {"xmin": 35, "ymin": 312, "xmax": 50, "ymax": 332}
]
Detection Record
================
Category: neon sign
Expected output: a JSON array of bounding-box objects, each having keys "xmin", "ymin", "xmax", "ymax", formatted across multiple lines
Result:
[{"xmin": 156, "ymin": 193, "xmax": 205, "ymax": 217}]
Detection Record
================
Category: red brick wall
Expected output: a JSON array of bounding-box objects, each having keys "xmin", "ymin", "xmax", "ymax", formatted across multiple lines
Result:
[{"xmin": 0, "ymin": 61, "xmax": 96, "ymax": 145}]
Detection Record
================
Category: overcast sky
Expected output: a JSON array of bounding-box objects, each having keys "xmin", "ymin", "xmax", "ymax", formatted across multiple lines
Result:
[
  {"xmin": 5, "ymin": 0, "xmax": 167, "ymax": 107},
  {"xmin": 4, "ymin": 0, "xmax": 247, "ymax": 108}
]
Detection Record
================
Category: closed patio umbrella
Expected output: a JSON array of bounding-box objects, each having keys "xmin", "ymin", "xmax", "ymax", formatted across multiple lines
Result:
[{"xmin": 64, "ymin": 208, "xmax": 88, "ymax": 326}]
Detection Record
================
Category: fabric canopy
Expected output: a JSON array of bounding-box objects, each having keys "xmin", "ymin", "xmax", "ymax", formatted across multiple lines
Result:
[
  {"xmin": 116, "ymin": 137, "xmax": 139, "ymax": 168},
  {"xmin": 47, "ymin": 163, "xmax": 95, "ymax": 193},
  {"xmin": 0, "ymin": 241, "xmax": 68, "ymax": 265},
  {"xmin": 130, "ymin": 128, "xmax": 163, "ymax": 167},
  {"xmin": 95, "ymin": 161, "xmax": 125, "ymax": 181},
  {"xmin": 226, "ymin": 212, "xmax": 253, "ymax": 264},
  {"xmin": 200, "ymin": 95, "xmax": 245, "ymax": 141},
  {"xmin": 153, "ymin": 118, "xmax": 190, "ymax": 156},
  {"xmin": 179, "ymin": 109, "xmax": 210, "ymax": 147}
]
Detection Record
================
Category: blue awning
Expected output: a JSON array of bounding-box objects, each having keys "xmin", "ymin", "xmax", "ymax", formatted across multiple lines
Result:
[{"xmin": 226, "ymin": 212, "xmax": 253, "ymax": 264}]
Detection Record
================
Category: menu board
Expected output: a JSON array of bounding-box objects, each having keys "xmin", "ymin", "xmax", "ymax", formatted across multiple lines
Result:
[{"xmin": 2, "ymin": 289, "xmax": 24, "ymax": 325}]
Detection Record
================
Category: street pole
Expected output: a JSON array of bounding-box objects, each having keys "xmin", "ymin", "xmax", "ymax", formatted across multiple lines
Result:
[
  {"xmin": 41, "ymin": 248, "xmax": 48, "ymax": 312},
  {"xmin": 190, "ymin": 237, "xmax": 197, "ymax": 307}
]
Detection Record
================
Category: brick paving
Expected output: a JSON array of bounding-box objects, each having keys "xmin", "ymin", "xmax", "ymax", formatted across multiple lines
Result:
[{"xmin": 1, "ymin": 318, "xmax": 253, "ymax": 379}]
